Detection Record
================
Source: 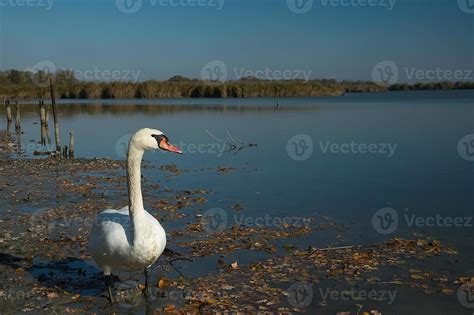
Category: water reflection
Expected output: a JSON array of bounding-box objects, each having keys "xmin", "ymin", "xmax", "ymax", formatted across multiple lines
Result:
[{"xmin": 0, "ymin": 102, "xmax": 320, "ymax": 119}]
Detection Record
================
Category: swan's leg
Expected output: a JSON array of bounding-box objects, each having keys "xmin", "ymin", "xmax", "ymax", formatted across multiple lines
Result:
[
  {"xmin": 142, "ymin": 266, "xmax": 151, "ymax": 297},
  {"xmin": 104, "ymin": 275, "xmax": 114, "ymax": 303}
]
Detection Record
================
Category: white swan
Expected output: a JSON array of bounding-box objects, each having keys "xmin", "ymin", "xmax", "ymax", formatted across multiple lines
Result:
[{"xmin": 89, "ymin": 128, "xmax": 182, "ymax": 302}]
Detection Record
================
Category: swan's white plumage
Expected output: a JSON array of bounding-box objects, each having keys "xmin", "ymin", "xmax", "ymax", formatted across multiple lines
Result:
[
  {"xmin": 89, "ymin": 128, "xmax": 169, "ymax": 277},
  {"xmin": 89, "ymin": 206, "xmax": 166, "ymax": 275}
]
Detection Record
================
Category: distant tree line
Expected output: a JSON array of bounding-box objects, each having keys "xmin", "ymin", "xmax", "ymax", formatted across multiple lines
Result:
[{"xmin": 0, "ymin": 69, "xmax": 473, "ymax": 100}]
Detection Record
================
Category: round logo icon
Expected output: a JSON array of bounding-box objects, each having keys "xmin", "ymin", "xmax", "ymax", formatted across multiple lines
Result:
[
  {"xmin": 458, "ymin": 0, "xmax": 474, "ymax": 14},
  {"xmin": 457, "ymin": 134, "xmax": 474, "ymax": 162},
  {"xmin": 27, "ymin": 60, "xmax": 56, "ymax": 88},
  {"xmin": 287, "ymin": 0, "xmax": 313, "ymax": 14},
  {"xmin": 372, "ymin": 61, "xmax": 399, "ymax": 85},
  {"xmin": 201, "ymin": 60, "xmax": 228, "ymax": 82},
  {"xmin": 372, "ymin": 207, "xmax": 399, "ymax": 235},
  {"xmin": 30, "ymin": 207, "xmax": 55, "ymax": 232},
  {"xmin": 116, "ymin": 280, "xmax": 142, "ymax": 307},
  {"xmin": 286, "ymin": 134, "xmax": 313, "ymax": 161},
  {"xmin": 457, "ymin": 283, "xmax": 474, "ymax": 308},
  {"xmin": 116, "ymin": 0, "xmax": 142, "ymax": 14},
  {"xmin": 201, "ymin": 208, "xmax": 227, "ymax": 232},
  {"xmin": 115, "ymin": 134, "xmax": 133, "ymax": 159},
  {"xmin": 287, "ymin": 281, "xmax": 313, "ymax": 308}
]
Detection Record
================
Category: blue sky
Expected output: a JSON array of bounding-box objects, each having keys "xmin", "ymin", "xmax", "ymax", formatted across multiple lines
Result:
[{"xmin": 0, "ymin": 0, "xmax": 473, "ymax": 82}]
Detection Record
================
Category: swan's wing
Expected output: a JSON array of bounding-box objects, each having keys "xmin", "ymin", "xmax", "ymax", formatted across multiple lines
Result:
[{"xmin": 89, "ymin": 208, "xmax": 132, "ymax": 270}]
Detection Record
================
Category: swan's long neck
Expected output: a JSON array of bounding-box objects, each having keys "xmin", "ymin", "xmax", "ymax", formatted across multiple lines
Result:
[{"xmin": 127, "ymin": 142, "xmax": 145, "ymax": 221}]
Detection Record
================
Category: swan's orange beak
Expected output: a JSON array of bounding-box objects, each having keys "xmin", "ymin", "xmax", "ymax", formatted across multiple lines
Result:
[{"xmin": 159, "ymin": 138, "xmax": 183, "ymax": 154}]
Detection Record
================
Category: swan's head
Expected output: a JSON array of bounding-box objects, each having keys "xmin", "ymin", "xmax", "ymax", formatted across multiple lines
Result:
[{"xmin": 130, "ymin": 128, "xmax": 182, "ymax": 154}]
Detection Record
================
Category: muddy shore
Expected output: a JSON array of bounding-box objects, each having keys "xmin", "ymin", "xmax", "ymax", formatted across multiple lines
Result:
[{"xmin": 0, "ymin": 130, "xmax": 472, "ymax": 314}]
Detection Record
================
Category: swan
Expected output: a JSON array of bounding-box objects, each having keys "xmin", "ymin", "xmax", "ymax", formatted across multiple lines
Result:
[{"xmin": 89, "ymin": 128, "xmax": 182, "ymax": 302}]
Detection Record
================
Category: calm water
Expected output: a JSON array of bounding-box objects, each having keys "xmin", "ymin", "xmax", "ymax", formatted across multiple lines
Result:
[{"xmin": 2, "ymin": 90, "xmax": 474, "ymax": 313}]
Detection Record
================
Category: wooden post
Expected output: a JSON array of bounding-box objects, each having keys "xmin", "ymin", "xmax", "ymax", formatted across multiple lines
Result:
[
  {"xmin": 40, "ymin": 124, "xmax": 46, "ymax": 146},
  {"xmin": 63, "ymin": 146, "xmax": 68, "ymax": 158},
  {"xmin": 4, "ymin": 99, "xmax": 12, "ymax": 123},
  {"xmin": 15, "ymin": 101, "xmax": 21, "ymax": 131},
  {"xmin": 39, "ymin": 100, "xmax": 46, "ymax": 126},
  {"xmin": 45, "ymin": 107, "xmax": 49, "ymax": 126},
  {"xmin": 49, "ymin": 78, "xmax": 61, "ymax": 153},
  {"xmin": 69, "ymin": 131, "xmax": 75, "ymax": 159},
  {"xmin": 39, "ymin": 100, "xmax": 47, "ymax": 145}
]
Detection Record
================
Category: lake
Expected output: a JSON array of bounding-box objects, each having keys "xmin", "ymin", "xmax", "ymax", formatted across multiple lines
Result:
[{"xmin": 2, "ymin": 90, "xmax": 473, "ymax": 314}]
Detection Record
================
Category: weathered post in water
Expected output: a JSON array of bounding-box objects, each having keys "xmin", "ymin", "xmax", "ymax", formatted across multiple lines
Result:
[
  {"xmin": 49, "ymin": 78, "xmax": 61, "ymax": 153},
  {"xmin": 69, "ymin": 131, "xmax": 75, "ymax": 159},
  {"xmin": 4, "ymin": 98, "xmax": 12, "ymax": 123},
  {"xmin": 15, "ymin": 101, "xmax": 21, "ymax": 131},
  {"xmin": 39, "ymin": 100, "xmax": 47, "ymax": 145},
  {"xmin": 39, "ymin": 100, "xmax": 47, "ymax": 125},
  {"xmin": 45, "ymin": 106, "xmax": 49, "ymax": 127}
]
